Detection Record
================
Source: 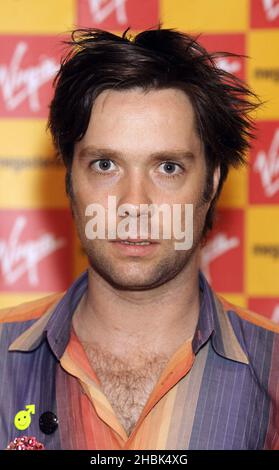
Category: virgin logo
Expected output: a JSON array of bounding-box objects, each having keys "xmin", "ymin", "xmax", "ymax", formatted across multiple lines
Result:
[
  {"xmin": 0, "ymin": 41, "xmax": 58, "ymax": 111},
  {"xmin": 262, "ymin": 0, "xmax": 279, "ymax": 21},
  {"xmin": 201, "ymin": 233, "xmax": 239, "ymax": 282},
  {"xmin": 254, "ymin": 129, "xmax": 279, "ymax": 197},
  {"xmin": 216, "ymin": 58, "xmax": 241, "ymax": 75},
  {"xmin": 0, "ymin": 216, "xmax": 66, "ymax": 286},
  {"xmin": 88, "ymin": 0, "xmax": 128, "ymax": 24}
]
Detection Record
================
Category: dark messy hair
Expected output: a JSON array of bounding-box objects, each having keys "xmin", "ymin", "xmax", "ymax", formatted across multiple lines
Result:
[{"xmin": 48, "ymin": 25, "xmax": 260, "ymax": 235}]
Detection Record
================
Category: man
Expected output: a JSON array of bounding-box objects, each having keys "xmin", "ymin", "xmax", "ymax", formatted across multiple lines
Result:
[{"xmin": 0, "ymin": 26, "xmax": 278, "ymax": 450}]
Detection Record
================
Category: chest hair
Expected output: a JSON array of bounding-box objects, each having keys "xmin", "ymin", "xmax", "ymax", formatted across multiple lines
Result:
[{"xmin": 81, "ymin": 342, "xmax": 170, "ymax": 436}]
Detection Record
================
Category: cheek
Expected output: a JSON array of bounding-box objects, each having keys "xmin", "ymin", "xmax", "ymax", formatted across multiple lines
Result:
[
  {"xmin": 177, "ymin": 183, "xmax": 205, "ymax": 206},
  {"xmin": 72, "ymin": 173, "xmax": 117, "ymax": 208},
  {"xmin": 179, "ymin": 167, "xmax": 207, "ymax": 204}
]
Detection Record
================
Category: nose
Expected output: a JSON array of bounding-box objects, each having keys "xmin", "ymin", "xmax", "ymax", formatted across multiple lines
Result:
[{"xmin": 117, "ymin": 170, "xmax": 153, "ymax": 217}]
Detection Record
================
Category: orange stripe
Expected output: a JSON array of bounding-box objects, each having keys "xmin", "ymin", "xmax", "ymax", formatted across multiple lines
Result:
[
  {"xmin": 218, "ymin": 294, "xmax": 279, "ymax": 333},
  {"xmin": 125, "ymin": 340, "xmax": 194, "ymax": 439},
  {"xmin": 68, "ymin": 328, "xmax": 101, "ymax": 385},
  {"xmin": 0, "ymin": 292, "xmax": 64, "ymax": 323},
  {"xmin": 63, "ymin": 327, "xmax": 195, "ymax": 449},
  {"xmin": 61, "ymin": 337, "xmax": 127, "ymax": 441}
]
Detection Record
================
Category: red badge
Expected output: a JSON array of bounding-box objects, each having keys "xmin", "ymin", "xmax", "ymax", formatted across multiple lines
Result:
[
  {"xmin": 249, "ymin": 121, "xmax": 279, "ymax": 204},
  {"xmin": 201, "ymin": 209, "xmax": 244, "ymax": 292},
  {"xmin": 0, "ymin": 209, "xmax": 73, "ymax": 292},
  {"xmin": 77, "ymin": 0, "xmax": 159, "ymax": 30},
  {"xmin": 248, "ymin": 298, "xmax": 279, "ymax": 322},
  {"xmin": 250, "ymin": 0, "xmax": 279, "ymax": 28},
  {"xmin": 200, "ymin": 34, "xmax": 246, "ymax": 80},
  {"xmin": 6, "ymin": 436, "xmax": 45, "ymax": 450},
  {"xmin": 0, "ymin": 35, "xmax": 61, "ymax": 117}
]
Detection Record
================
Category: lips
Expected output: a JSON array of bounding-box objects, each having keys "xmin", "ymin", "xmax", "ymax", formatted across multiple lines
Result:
[
  {"xmin": 110, "ymin": 239, "xmax": 159, "ymax": 256},
  {"xmin": 112, "ymin": 239, "xmax": 159, "ymax": 243}
]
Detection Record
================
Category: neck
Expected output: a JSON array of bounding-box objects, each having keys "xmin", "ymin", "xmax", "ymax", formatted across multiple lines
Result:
[{"xmin": 73, "ymin": 254, "xmax": 201, "ymax": 358}]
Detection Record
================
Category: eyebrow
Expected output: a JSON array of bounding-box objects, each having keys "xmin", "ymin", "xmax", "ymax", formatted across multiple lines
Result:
[{"xmin": 78, "ymin": 146, "xmax": 195, "ymax": 163}]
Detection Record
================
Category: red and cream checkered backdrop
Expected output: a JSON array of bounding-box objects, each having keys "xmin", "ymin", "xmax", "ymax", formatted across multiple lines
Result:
[{"xmin": 0, "ymin": 0, "xmax": 278, "ymax": 320}]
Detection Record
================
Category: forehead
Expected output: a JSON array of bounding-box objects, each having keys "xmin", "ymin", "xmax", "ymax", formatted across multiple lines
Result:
[{"xmin": 75, "ymin": 87, "xmax": 202, "ymax": 157}]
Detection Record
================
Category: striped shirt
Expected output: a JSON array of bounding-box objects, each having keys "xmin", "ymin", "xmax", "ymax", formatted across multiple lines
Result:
[{"xmin": 0, "ymin": 270, "xmax": 279, "ymax": 450}]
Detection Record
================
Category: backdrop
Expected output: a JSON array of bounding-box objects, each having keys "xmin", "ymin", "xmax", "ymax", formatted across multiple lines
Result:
[{"xmin": 0, "ymin": 0, "xmax": 278, "ymax": 323}]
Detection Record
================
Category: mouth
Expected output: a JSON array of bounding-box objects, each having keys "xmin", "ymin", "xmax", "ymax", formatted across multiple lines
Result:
[
  {"xmin": 110, "ymin": 239, "xmax": 159, "ymax": 256},
  {"xmin": 113, "ymin": 238, "xmax": 158, "ymax": 245}
]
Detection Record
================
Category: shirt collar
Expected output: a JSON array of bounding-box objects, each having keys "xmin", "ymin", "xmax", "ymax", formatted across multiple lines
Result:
[
  {"xmin": 9, "ymin": 269, "xmax": 248, "ymax": 365},
  {"xmin": 193, "ymin": 271, "xmax": 249, "ymax": 364},
  {"xmin": 8, "ymin": 270, "xmax": 88, "ymax": 360}
]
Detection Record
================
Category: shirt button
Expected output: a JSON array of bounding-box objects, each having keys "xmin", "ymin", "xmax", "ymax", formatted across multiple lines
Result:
[{"xmin": 39, "ymin": 411, "xmax": 59, "ymax": 435}]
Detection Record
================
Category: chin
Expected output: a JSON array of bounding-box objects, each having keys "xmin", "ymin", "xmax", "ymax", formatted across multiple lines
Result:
[
  {"xmin": 101, "ymin": 270, "xmax": 161, "ymax": 291},
  {"xmin": 86, "ymin": 242, "xmax": 194, "ymax": 290}
]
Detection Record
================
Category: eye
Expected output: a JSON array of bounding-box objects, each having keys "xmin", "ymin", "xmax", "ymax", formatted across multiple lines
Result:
[
  {"xmin": 158, "ymin": 161, "xmax": 184, "ymax": 178},
  {"xmin": 89, "ymin": 159, "xmax": 117, "ymax": 174}
]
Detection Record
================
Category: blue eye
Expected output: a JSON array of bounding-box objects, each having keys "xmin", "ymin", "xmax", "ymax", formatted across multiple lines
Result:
[
  {"xmin": 90, "ymin": 159, "xmax": 117, "ymax": 173},
  {"xmin": 158, "ymin": 162, "xmax": 184, "ymax": 178}
]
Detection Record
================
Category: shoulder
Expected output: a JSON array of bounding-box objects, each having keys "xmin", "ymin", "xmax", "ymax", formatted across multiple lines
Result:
[
  {"xmin": 216, "ymin": 294, "xmax": 279, "ymax": 448},
  {"xmin": 217, "ymin": 294, "xmax": 279, "ymax": 335},
  {"xmin": 216, "ymin": 293, "xmax": 279, "ymax": 377},
  {"xmin": 0, "ymin": 292, "xmax": 64, "ymax": 325}
]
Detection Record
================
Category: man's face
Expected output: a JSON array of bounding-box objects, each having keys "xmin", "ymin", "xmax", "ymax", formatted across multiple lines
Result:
[{"xmin": 71, "ymin": 87, "xmax": 219, "ymax": 290}]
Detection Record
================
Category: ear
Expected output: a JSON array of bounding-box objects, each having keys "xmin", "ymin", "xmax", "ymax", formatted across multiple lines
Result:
[{"xmin": 212, "ymin": 165, "xmax": 221, "ymax": 201}]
